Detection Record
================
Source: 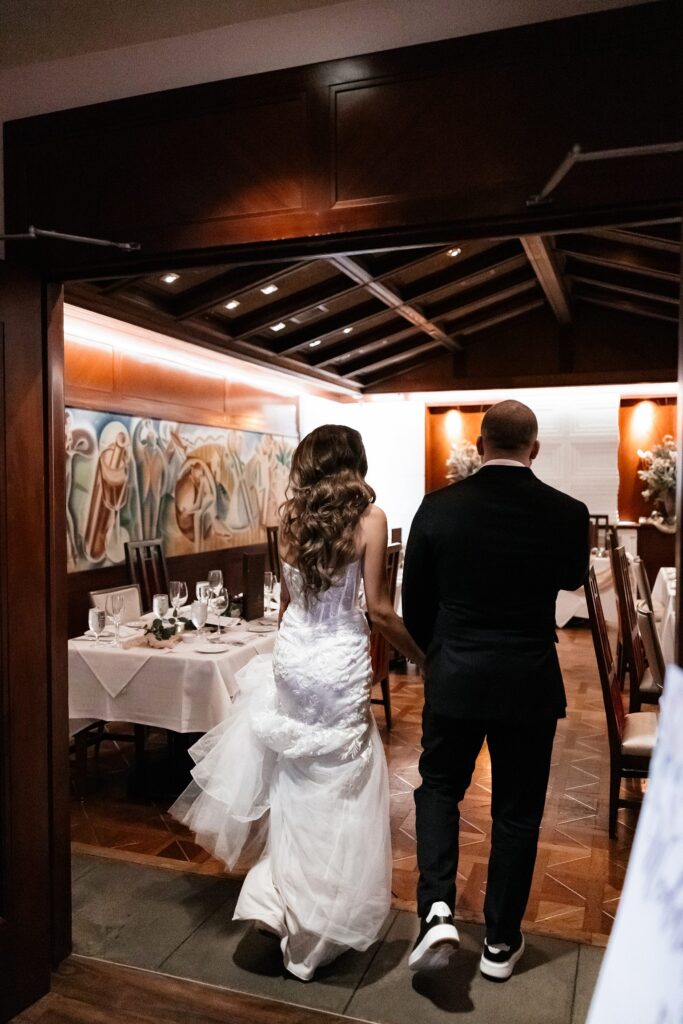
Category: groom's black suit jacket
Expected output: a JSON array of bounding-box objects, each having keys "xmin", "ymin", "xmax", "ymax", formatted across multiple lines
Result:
[{"xmin": 403, "ymin": 465, "xmax": 590, "ymax": 720}]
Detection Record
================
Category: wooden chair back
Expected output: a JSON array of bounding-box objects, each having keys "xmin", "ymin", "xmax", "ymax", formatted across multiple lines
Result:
[
  {"xmin": 632, "ymin": 557, "xmax": 655, "ymax": 612},
  {"xmin": 589, "ymin": 513, "xmax": 609, "ymax": 551},
  {"xmin": 125, "ymin": 539, "xmax": 170, "ymax": 612},
  {"xmin": 391, "ymin": 527, "xmax": 403, "ymax": 544},
  {"xmin": 584, "ymin": 567, "xmax": 625, "ymax": 758},
  {"xmin": 89, "ymin": 583, "xmax": 143, "ymax": 623},
  {"xmin": 611, "ymin": 544, "xmax": 648, "ymax": 711},
  {"xmin": 636, "ymin": 603, "xmax": 665, "ymax": 688},
  {"xmin": 606, "ymin": 524, "xmax": 620, "ymax": 551},
  {"xmin": 266, "ymin": 525, "xmax": 280, "ymax": 582}
]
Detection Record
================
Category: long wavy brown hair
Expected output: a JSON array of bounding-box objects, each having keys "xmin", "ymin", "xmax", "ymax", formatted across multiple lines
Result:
[{"xmin": 280, "ymin": 424, "xmax": 375, "ymax": 597}]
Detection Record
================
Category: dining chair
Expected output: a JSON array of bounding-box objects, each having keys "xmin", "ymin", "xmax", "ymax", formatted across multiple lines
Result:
[
  {"xmin": 588, "ymin": 513, "xmax": 609, "ymax": 551},
  {"xmin": 611, "ymin": 544, "xmax": 660, "ymax": 713},
  {"xmin": 391, "ymin": 527, "xmax": 403, "ymax": 544},
  {"xmin": 632, "ymin": 557, "xmax": 664, "ymax": 622},
  {"xmin": 89, "ymin": 583, "xmax": 143, "ymax": 623},
  {"xmin": 370, "ymin": 542, "xmax": 402, "ymax": 730},
  {"xmin": 266, "ymin": 525, "xmax": 280, "ymax": 582},
  {"xmin": 69, "ymin": 718, "xmax": 105, "ymax": 800},
  {"xmin": 125, "ymin": 538, "xmax": 170, "ymax": 611},
  {"xmin": 636, "ymin": 602, "xmax": 666, "ymax": 688},
  {"xmin": 584, "ymin": 566, "xmax": 657, "ymax": 837}
]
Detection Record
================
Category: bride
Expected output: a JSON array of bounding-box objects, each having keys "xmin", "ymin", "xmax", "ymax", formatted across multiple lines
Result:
[{"xmin": 171, "ymin": 424, "xmax": 424, "ymax": 980}]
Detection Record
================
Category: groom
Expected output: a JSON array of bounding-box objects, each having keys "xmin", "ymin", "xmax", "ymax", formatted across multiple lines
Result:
[{"xmin": 403, "ymin": 400, "xmax": 589, "ymax": 979}]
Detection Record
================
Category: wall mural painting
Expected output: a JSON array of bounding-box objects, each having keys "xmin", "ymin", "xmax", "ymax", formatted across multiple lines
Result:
[{"xmin": 65, "ymin": 408, "xmax": 296, "ymax": 572}]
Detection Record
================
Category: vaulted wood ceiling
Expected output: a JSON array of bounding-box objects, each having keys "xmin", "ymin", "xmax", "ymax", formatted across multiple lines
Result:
[{"xmin": 67, "ymin": 220, "xmax": 680, "ymax": 392}]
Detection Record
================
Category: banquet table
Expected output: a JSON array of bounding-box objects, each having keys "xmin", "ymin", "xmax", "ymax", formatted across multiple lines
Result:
[
  {"xmin": 652, "ymin": 566, "xmax": 676, "ymax": 665},
  {"xmin": 556, "ymin": 554, "xmax": 616, "ymax": 628},
  {"xmin": 68, "ymin": 617, "xmax": 277, "ymax": 733}
]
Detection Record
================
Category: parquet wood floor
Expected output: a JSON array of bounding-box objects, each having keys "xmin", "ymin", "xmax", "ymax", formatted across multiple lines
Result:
[{"xmin": 70, "ymin": 623, "xmax": 649, "ymax": 947}]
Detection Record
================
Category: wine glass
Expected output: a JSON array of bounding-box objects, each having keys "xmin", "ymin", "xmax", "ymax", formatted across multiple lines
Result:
[
  {"xmin": 264, "ymin": 571, "xmax": 276, "ymax": 611},
  {"xmin": 153, "ymin": 593, "xmax": 169, "ymax": 621},
  {"xmin": 105, "ymin": 592, "xmax": 125, "ymax": 646},
  {"xmin": 208, "ymin": 569, "xmax": 223, "ymax": 596},
  {"xmin": 196, "ymin": 580, "xmax": 210, "ymax": 602},
  {"xmin": 169, "ymin": 581, "xmax": 188, "ymax": 618},
  {"xmin": 191, "ymin": 599, "xmax": 208, "ymax": 636},
  {"xmin": 88, "ymin": 607, "xmax": 106, "ymax": 644},
  {"xmin": 209, "ymin": 587, "xmax": 229, "ymax": 642}
]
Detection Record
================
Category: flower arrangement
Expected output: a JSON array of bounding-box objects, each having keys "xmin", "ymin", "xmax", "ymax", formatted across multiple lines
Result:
[
  {"xmin": 637, "ymin": 434, "xmax": 677, "ymax": 525},
  {"xmin": 446, "ymin": 439, "xmax": 481, "ymax": 483}
]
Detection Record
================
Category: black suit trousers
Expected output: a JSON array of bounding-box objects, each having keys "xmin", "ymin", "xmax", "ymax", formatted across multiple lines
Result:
[{"xmin": 414, "ymin": 707, "xmax": 557, "ymax": 944}]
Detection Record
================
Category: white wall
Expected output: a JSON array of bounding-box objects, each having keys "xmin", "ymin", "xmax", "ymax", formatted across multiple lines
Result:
[{"xmin": 299, "ymin": 395, "xmax": 425, "ymax": 540}]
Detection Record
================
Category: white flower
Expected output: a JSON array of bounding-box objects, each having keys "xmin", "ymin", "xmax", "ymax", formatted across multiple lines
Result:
[{"xmin": 446, "ymin": 440, "xmax": 481, "ymax": 483}]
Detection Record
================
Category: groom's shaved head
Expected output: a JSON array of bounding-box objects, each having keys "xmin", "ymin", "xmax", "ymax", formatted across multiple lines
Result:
[{"xmin": 481, "ymin": 401, "xmax": 538, "ymax": 452}]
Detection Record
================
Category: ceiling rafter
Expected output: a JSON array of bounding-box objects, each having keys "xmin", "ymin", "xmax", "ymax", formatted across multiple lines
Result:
[
  {"xmin": 568, "ymin": 272, "xmax": 679, "ymax": 308},
  {"xmin": 425, "ymin": 275, "xmax": 538, "ymax": 325},
  {"xmin": 348, "ymin": 340, "xmax": 443, "ymax": 379},
  {"xmin": 574, "ymin": 289, "xmax": 679, "ymax": 325},
  {"xmin": 327, "ymin": 254, "xmax": 461, "ymax": 352},
  {"xmin": 557, "ymin": 235, "xmax": 680, "ymax": 281},
  {"xmin": 521, "ymin": 235, "xmax": 572, "ymax": 324},
  {"xmin": 313, "ymin": 322, "xmax": 417, "ymax": 368},
  {"xmin": 272, "ymin": 298, "xmax": 388, "ymax": 355},
  {"xmin": 225, "ymin": 277, "xmax": 359, "ymax": 339},
  {"xmin": 170, "ymin": 262, "xmax": 289, "ymax": 320},
  {"xmin": 587, "ymin": 226, "xmax": 681, "ymax": 255}
]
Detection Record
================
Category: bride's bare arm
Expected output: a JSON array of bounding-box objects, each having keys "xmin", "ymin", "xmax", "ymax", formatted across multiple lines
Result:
[{"xmin": 361, "ymin": 505, "xmax": 425, "ymax": 670}]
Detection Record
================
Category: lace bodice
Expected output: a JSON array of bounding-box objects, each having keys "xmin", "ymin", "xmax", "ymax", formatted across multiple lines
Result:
[{"xmin": 281, "ymin": 559, "xmax": 364, "ymax": 628}]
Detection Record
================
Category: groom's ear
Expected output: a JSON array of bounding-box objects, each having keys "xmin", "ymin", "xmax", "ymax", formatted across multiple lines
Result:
[
  {"xmin": 530, "ymin": 439, "xmax": 540, "ymax": 462},
  {"xmin": 476, "ymin": 435, "xmax": 484, "ymax": 457}
]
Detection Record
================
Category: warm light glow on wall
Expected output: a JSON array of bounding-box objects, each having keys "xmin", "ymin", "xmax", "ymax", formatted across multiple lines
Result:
[
  {"xmin": 630, "ymin": 400, "xmax": 657, "ymax": 441},
  {"xmin": 445, "ymin": 409, "xmax": 463, "ymax": 444}
]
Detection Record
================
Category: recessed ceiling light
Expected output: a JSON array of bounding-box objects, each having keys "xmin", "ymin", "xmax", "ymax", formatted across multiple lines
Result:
[
  {"xmin": 309, "ymin": 339, "xmax": 322, "ymax": 348},
  {"xmin": 161, "ymin": 273, "xmax": 179, "ymax": 284},
  {"xmin": 261, "ymin": 283, "xmax": 279, "ymax": 295},
  {"xmin": 343, "ymin": 326, "xmax": 353, "ymax": 334},
  {"xmin": 270, "ymin": 322, "xmax": 286, "ymax": 332},
  {"xmin": 447, "ymin": 247, "xmax": 462, "ymax": 258},
  {"xmin": 225, "ymin": 299, "xmax": 240, "ymax": 310}
]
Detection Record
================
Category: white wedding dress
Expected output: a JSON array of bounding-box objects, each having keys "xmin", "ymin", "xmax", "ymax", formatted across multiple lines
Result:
[{"xmin": 170, "ymin": 558, "xmax": 392, "ymax": 980}]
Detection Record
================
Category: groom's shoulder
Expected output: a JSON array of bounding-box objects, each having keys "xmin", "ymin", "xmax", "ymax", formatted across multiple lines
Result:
[
  {"xmin": 419, "ymin": 479, "xmax": 474, "ymax": 516},
  {"xmin": 532, "ymin": 476, "xmax": 588, "ymax": 518}
]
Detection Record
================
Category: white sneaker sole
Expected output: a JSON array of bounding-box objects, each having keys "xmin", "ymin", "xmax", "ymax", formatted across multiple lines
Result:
[
  {"xmin": 408, "ymin": 923, "xmax": 460, "ymax": 971},
  {"xmin": 480, "ymin": 935, "xmax": 525, "ymax": 981}
]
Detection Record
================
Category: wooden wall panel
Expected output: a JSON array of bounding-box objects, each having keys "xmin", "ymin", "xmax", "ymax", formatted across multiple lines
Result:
[
  {"xmin": 4, "ymin": 3, "xmax": 681, "ymax": 278},
  {"xmin": 64, "ymin": 338, "xmax": 299, "ymax": 436},
  {"xmin": 618, "ymin": 397, "xmax": 677, "ymax": 522}
]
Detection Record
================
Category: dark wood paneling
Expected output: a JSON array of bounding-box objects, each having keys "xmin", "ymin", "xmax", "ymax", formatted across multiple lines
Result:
[
  {"xmin": 4, "ymin": 4, "xmax": 682, "ymax": 279},
  {"xmin": 636, "ymin": 523, "xmax": 676, "ymax": 588},
  {"xmin": 67, "ymin": 545, "xmax": 266, "ymax": 639},
  {"xmin": 0, "ymin": 266, "xmax": 52, "ymax": 1019}
]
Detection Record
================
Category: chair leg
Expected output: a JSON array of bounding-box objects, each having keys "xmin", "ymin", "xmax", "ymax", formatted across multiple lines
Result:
[
  {"xmin": 380, "ymin": 675, "xmax": 392, "ymax": 731},
  {"xmin": 609, "ymin": 769, "xmax": 621, "ymax": 838},
  {"xmin": 74, "ymin": 733, "xmax": 88, "ymax": 801}
]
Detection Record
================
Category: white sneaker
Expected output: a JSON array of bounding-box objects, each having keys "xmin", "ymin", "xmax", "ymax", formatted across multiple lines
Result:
[
  {"xmin": 408, "ymin": 901, "xmax": 460, "ymax": 971},
  {"xmin": 480, "ymin": 933, "xmax": 525, "ymax": 981}
]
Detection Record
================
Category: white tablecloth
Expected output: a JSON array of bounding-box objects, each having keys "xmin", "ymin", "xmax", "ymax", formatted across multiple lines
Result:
[
  {"xmin": 653, "ymin": 566, "xmax": 676, "ymax": 665},
  {"xmin": 69, "ymin": 621, "xmax": 276, "ymax": 733},
  {"xmin": 556, "ymin": 555, "xmax": 616, "ymax": 628}
]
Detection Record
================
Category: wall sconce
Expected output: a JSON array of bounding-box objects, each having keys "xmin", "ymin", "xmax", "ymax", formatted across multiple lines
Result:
[
  {"xmin": 445, "ymin": 409, "xmax": 463, "ymax": 444},
  {"xmin": 631, "ymin": 400, "xmax": 656, "ymax": 442}
]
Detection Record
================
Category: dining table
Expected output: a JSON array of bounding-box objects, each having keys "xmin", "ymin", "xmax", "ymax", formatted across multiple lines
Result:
[
  {"xmin": 68, "ymin": 612, "xmax": 277, "ymax": 734},
  {"xmin": 556, "ymin": 553, "xmax": 616, "ymax": 628},
  {"xmin": 652, "ymin": 566, "xmax": 676, "ymax": 665}
]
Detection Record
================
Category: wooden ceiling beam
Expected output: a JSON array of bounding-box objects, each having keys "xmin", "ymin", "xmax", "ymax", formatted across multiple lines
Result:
[
  {"xmin": 568, "ymin": 272, "xmax": 679, "ymax": 307},
  {"xmin": 327, "ymin": 253, "xmax": 461, "ymax": 352},
  {"xmin": 454, "ymin": 297, "xmax": 546, "ymax": 338},
  {"xmin": 226, "ymin": 277, "xmax": 358, "ymax": 339},
  {"xmin": 557, "ymin": 235, "xmax": 680, "ymax": 281},
  {"xmin": 170, "ymin": 262, "xmax": 289, "ymax": 320},
  {"xmin": 272, "ymin": 298, "xmax": 386, "ymax": 354},
  {"xmin": 347, "ymin": 340, "xmax": 443, "ymax": 379},
  {"xmin": 312, "ymin": 322, "xmax": 416, "ymax": 368},
  {"xmin": 587, "ymin": 225, "xmax": 681, "ymax": 255},
  {"xmin": 520, "ymin": 235, "xmax": 572, "ymax": 324},
  {"xmin": 426, "ymin": 275, "xmax": 538, "ymax": 324},
  {"xmin": 360, "ymin": 350, "xmax": 446, "ymax": 388},
  {"xmin": 574, "ymin": 290, "xmax": 679, "ymax": 325},
  {"xmin": 336, "ymin": 333, "xmax": 426, "ymax": 376},
  {"xmin": 404, "ymin": 253, "xmax": 528, "ymax": 306}
]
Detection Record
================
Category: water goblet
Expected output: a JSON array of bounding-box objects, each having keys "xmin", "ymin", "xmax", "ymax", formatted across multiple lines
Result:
[
  {"xmin": 191, "ymin": 599, "xmax": 208, "ymax": 637},
  {"xmin": 209, "ymin": 588, "xmax": 229, "ymax": 642},
  {"xmin": 88, "ymin": 607, "xmax": 106, "ymax": 644},
  {"xmin": 152, "ymin": 593, "xmax": 169, "ymax": 622},
  {"xmin": 196, "ymin": 580, "xmax": 210, "ymax": 602},
  {"xmin": 105, "ymin": 592, "xmax": 125, "ymax": 646},
  {"xmin": 208, "ymin": 569, "xmax": 223, "ymax": 597},
  {"xmin": 169, "ymin": 580, "xmax": 188, "ymax": 619}
]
